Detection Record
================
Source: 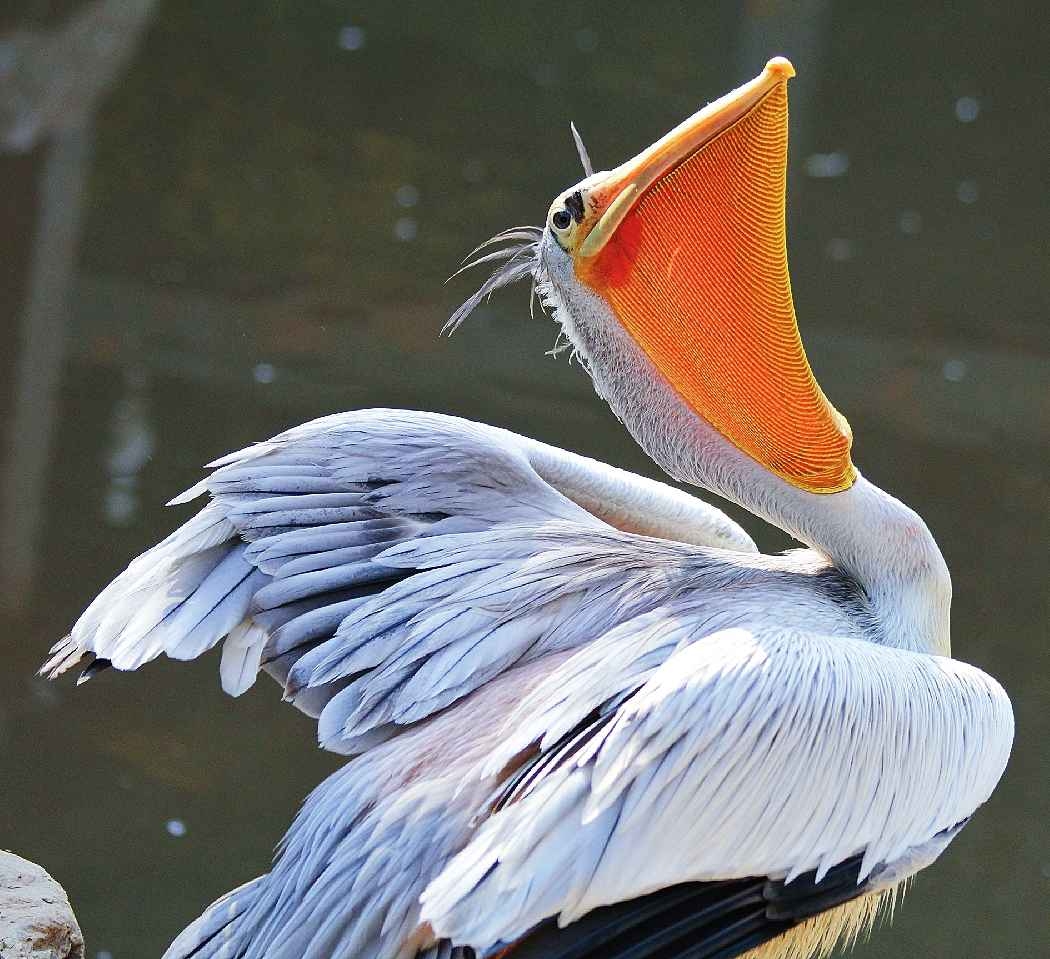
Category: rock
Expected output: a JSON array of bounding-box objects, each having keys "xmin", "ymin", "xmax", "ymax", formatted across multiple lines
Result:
[{"xmin": 0, "ymin": 852, "xmax": 84, "ymax": 959}]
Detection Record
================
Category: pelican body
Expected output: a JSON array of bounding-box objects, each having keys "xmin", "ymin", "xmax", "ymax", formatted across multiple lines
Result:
[{"xmin": 45, "ymin": 59, "xmax": 1012, "ymax": 959}]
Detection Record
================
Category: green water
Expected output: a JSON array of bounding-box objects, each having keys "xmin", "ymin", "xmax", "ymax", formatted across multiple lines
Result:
[{"xmin": 1, "ymin": 2, "xmax": 1046, "ymax": 956}]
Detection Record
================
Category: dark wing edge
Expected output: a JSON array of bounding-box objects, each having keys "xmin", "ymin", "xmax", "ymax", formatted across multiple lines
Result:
[
  {"xmin": 425, "ymin": 707, "xmax": 899, "ymax": 959},
  {"xmin": 476, "ymin": 855, "xmax": 893, "ymax": 959}
]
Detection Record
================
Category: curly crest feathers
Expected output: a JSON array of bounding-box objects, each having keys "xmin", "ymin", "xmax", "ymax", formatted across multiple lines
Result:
[{"xmin": 444, "ymin": 226, "xmax": 545, "ymax": 334}]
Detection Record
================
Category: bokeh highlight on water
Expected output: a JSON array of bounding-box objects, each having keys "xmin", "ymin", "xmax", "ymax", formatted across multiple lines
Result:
[{"xmin": 1, "ymin": 2, "xmax": 1046, "ymax": 956}]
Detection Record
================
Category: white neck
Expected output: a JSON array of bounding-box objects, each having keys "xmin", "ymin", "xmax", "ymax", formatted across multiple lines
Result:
[
  {"xmin": 733, "ymin": 468, "xmax": 952, "ymax": 656},
  {"xmin": 541, "ymin": 256, "xmax": 951, "ymax": 655}
]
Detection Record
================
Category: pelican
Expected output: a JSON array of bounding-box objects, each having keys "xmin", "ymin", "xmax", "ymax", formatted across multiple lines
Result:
[{"xmin": 44, "ymin": 58, "xmax": 1012, "ymax": 959}]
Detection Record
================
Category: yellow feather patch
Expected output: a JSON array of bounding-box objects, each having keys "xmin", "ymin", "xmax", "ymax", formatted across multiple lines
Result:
[{"xmin": 741, "ymin": 883, "xmax": 905, "ymax": 959}]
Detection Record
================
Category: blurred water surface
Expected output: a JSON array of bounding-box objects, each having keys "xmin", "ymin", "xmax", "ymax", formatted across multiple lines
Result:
[{"xmin": 1, "ymin": 2, "xmax": 1046, "ymax": 956}]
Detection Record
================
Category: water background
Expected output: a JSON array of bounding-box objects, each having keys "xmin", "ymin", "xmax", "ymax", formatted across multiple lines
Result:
[{"xmin": 1, "ymin": 2, "xmax": 1047, "ymax": 956}]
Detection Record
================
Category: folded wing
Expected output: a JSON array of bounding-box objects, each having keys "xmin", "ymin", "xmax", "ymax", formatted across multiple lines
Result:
[{"xmin": 421, "ymin": 622, "xmax": 1014, "ymax": 953}]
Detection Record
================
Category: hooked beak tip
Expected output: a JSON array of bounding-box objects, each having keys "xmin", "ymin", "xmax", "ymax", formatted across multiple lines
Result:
[
  {"xmin": 764, "ymin": 56, "xmax": 796, "ymax": 81},
  {"xmin": 575, "ymin": 57, "xmax": 795, "ymax": 262}
]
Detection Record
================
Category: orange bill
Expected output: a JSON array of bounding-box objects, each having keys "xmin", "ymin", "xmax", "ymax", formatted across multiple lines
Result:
[{"xmin": 576, "ymin": 58, "xmax": 856, "ymax": 494}]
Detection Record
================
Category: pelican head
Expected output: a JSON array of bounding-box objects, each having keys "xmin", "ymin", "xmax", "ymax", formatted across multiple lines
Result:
[{"xmin": 451, "ymin": 57, "xmax": 856, "ymax": 498}]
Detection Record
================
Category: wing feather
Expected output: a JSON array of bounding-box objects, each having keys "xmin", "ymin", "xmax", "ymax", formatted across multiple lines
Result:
[
  {"xmin": 46, "ymin": 410, "xmax": 753, "ymax": 756},
  {"xmin": 421, "ymin": 623, "xmax": 1013, "ymax": 952}
]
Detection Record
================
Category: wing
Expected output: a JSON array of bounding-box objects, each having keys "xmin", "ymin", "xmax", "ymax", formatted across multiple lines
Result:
[
  {"xmin": 420, "ymin": 619, "xmax": 1014, "ymax": 955},
  {"xmin": 43, "ymin": 409, "xmax": 755, "ymax": 754},
  {"xmin": 472, "ymin": 854, "xmax": 891, "ymax": 959}
]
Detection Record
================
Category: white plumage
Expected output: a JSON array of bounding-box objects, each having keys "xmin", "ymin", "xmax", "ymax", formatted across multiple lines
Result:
[
  {"xmin": 43, "ymin": 409, "xmax": 1013, "ymax": 959},
  {"xmin": 45, "ymin": 60, "xmax": 1014, "ymax": 959},
  {"xmin": 424, "ymin": 625, "xmax": 1010, "ymax": 944}
]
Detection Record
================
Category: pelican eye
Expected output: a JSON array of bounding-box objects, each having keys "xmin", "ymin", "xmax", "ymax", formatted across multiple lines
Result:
[{"xmin": 552, "ymin": 209, "xmax": 572, "ymax": 230}]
